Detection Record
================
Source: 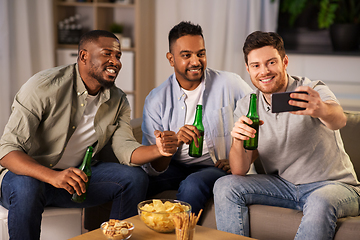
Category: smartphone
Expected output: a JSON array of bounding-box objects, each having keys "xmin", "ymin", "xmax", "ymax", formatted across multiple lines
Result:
[{"xmin": 271, "ymin": 91, "xmax": 308, "ymax": 113}]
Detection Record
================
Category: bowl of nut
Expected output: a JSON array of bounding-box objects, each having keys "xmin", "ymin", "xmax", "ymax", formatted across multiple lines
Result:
[
  {"xmin": 137, "ymin": 199, "xmax": 191, "ymax": 233},
  {"xmin": 100, "ymin": 219, "xmax": 134, "ymax": 240}
]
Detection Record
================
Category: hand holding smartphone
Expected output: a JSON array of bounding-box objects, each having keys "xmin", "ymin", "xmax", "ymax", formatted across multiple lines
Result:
[{"xmin": 271, "ymin": 91, "xmax": 308, "ymax": 113}]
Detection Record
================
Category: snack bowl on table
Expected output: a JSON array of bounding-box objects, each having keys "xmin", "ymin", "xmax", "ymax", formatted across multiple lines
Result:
[
  {"xmin": 100, "ymin": 219, "xmax": 134, "ymax": 240},
  {"xmin": 137, "ymin": 199, "xmax": 191, "ymax": 233}
]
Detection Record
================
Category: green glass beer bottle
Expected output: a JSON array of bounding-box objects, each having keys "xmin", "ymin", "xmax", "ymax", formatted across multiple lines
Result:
[
  {"xmin": 189, "ymin": 104, "xmax": 204, "ymax": 157},
  {"xmin": 243, "ymin": 94, "xmax": 260, "ymax": 150},
  {"xmin": 71, "ymin": 146, "xmax": 93, "ymax": 203}
]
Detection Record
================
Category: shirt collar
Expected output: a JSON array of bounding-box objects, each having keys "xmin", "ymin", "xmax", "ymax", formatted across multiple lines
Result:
[
  {"xmin": 285, "ymin": 75, "xmax": 298, "ymax": 92},
  {"xmin": 74, "ymin": 63, "xmax": 111, "ymax": 103},
  {"xmin": 75, "ymin": 64, "xmax": 88, "ymax": 97},
  {"xmin": 171, "ymin": 68, "xmax": 208, "ymax": 102}
]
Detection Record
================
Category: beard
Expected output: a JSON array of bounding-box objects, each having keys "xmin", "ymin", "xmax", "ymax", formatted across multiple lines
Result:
[
  {"xmin": 95, "ymin": 76, "xmax": 115, "ymax": 89},
  {"xmin": 88, "ymin": 65, "xmax": 116, "ymax": 89},
  {"xmin": 251, "ymin": 72, "xmax": 287, "ymax": 95}
]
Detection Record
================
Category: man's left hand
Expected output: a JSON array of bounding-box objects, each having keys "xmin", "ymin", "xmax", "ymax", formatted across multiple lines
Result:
[
  {"xmin": 289, "ymin": 86, "xmax": 326, "ymax": 118},
  {"xmin": 154, "ymin": 130, "xmax": 178, "ymax": 157},
  {"xmin": 215, "ymin": 159, "xmax": 231, "ymax": 173}
]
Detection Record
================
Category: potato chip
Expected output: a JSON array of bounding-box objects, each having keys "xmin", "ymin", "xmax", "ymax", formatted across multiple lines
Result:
[{"xmin": 138, "ymin": 199, "xmax": 191, "ymax": 232}]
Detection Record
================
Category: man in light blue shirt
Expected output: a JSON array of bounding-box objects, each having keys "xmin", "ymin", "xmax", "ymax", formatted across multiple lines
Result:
[{"xmin": 141, "ymin": 21, "xmax": 252, "ymax": 215}]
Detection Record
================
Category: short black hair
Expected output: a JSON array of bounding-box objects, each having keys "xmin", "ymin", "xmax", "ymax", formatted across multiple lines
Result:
[
  {"xmin": 168, "ymin": 21, "xmax": 203, "ymax": 52},
  {"xmin": 78, "ymin": 30, "xmax": 118, "ymax": 52},
  {"xmin": 243, "ymin": 31, "xmax": 286, "ymax": 65}
]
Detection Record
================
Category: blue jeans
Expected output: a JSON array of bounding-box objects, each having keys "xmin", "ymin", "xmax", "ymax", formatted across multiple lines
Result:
[
  {"xmin": 0, "ymin": 162, "xmax": 148, "ymax": 240},
  {"xmin": 147, "ymin": 161, "xmax": 227, "ymax": 214},
  {"xmin": 214, "ymin": 174, "xmax": 360, "ymax": 240}
]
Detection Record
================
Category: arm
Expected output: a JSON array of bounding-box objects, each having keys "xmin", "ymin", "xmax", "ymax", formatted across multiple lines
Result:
[
  {"xmin": 130, "ymin": 130, "xmax": 178, "ymax": 171},
  {"xmin": 229, "ymin": 116, "xmax": 260, "ymax": 175},
  {"xmin": 0, "ymin": 151, "xmax": 88, "ymax": 196},
  {"xmin": 141, "ymin": 124, "xmax": 200, "ymax": 171},
  {"xmin": 289, "ymin": 86, "xmax": 346, "ymax": 130}
]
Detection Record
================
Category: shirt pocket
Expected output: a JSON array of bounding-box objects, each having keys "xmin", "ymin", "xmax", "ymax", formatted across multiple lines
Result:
[{"xmin": 207, "ymin": 105, "xmax": 234, "ymax": 137}]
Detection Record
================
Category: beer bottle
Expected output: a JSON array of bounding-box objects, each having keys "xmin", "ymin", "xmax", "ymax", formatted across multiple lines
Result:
[
  {"xmin": 243, "ymin": 94, "xmax": 259, "ymax": 150},
  {"xmin": 189, "ymin": 104, "xmax": 204, "ymax": 157},
  {"xmin": 71, "ymin": 146, "xmax": 93, "ymax": 203}
]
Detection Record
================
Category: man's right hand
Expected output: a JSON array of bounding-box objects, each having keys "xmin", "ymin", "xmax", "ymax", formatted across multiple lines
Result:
[
  {"xmin": 231, "ymin": 116, "xmax": 263, "ymax": 141},
  {"xmin": 51, "ymin": 168, "xmax": 88, "ymax": 196},
  {"xmin": 177, "ymin": 125, "xmax": 201, "ymax": 147}
]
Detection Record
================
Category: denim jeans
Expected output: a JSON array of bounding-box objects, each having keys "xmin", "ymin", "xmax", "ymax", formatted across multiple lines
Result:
[
  {"xmin": 147, "ymin": 161, "xmax": 227, "ymax": 214},
  {"xmin": 0, "ymin": 162, "xmax": 148, "ymax": 240},
  {"xmin": 214, "ymin": 174, "xmax": 360, "ymax": 240}
]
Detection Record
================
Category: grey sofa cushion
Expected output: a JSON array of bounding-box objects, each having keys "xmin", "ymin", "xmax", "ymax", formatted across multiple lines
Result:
[{"xmin": 341, "ymin": 111, "xmax": 360, "ymax": 179}]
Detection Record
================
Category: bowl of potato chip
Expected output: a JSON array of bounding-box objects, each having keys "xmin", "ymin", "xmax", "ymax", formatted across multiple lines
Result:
[
  {"xmin": 137, "ymin": 199, "xmax": 191, "ymax": 233},
  {"xmin": 100, "ymin": 219, "xmax": 134, "ymax": 240}
]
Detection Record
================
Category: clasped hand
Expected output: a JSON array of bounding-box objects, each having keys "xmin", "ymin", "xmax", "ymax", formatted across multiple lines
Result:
[{"xmin": 154, "ymin": 130, "xmax": 178, "ymax": 157}]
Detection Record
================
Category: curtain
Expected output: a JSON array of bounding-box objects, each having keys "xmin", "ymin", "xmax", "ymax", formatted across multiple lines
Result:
[
  {"xmin": 0, "ymin": 0, "xmax": 54, "ymax": 133},
  {"xmin": 155, "ymin": 0, "xmax": 279, "ymax": 87}
]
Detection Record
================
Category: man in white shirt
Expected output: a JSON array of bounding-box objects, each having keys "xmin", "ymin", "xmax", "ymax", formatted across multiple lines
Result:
[{"xmin": 141, "ymin": 21, "xmax": 252, "ymax": 215}]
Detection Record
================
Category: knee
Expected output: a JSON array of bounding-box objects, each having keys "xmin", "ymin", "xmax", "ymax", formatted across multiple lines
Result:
[
  {"xmin": 179, "ymin": 174, "xmax": 207, "ymax": 193},
  {"xmin": 213, "ymin": 175, "xmax": 238, "ymax": 202},
  {"xmin": 303, "ymin": 188, "xmax": 341, "ymax": 216},
  {"xmin": 123, "ymin": 167, "xmax": 149, "ymax": 189},
  {"xmin": 6, "ymin": 175, "xmax": 45, "ymax": 205}
]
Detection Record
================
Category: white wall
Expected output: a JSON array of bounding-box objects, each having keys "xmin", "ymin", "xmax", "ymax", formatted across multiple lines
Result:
[
  {"xmin": 154, "ymin": 0, "xmax": 280, "ymax": 88},
  {"xmin": 154, "ymin": 0, "xmax": 176, "ymax": 87},
  {"xmin": 287, "ymin": 54, "xmax": 360, "ymax": 111}
]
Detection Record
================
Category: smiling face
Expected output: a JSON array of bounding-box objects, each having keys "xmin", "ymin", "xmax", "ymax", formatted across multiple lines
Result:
[
  {"xmin": 79, "ymin": 36, "xmax": 122, "ymax": 94},
  {"xmin": 246, "ymin": 46, "xmax": 289, "ymax": 100},
  {"xmin": 167, "ymin": 35, "xmax": 206, "ymax": 90}
]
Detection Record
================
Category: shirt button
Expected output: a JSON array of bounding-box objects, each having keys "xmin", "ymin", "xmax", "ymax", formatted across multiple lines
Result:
[
  {"xmin": 72, "ymin": 126, "xmax": 76, "ymax": 129},
  {"xmin": 181, "ymin": 107, "xmax": 184, "ymax": 110},
  {"xmin": 77, "ymin": 92, "xmax": 81, "ymax": 96},
  {"xmin": 81, "ymin": 103, "xmax": 84, "ymax": 107},
  {"xmin": 50, "ymin": 164, "xmax": 53, "ymax": 167},
  {"xmin": 84, "ymin": 91, "xmax": 88, "ymax": 94}
]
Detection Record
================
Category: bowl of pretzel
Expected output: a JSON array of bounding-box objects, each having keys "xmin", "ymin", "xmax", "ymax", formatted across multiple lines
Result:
[{"xmin": 100, "ymin": 219, "xmax": 134, "ymax": 240}]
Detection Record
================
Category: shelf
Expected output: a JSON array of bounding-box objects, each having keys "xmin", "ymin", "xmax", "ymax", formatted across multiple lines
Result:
[
  {"xmin": 56, "ymin": 2, "xmax": 94, "ymax": 7},
  {"xmin": 97, "ymin": 3, "xmax": 134, "ymax": 8},
  {"xmin": 286, "ymin": 47, "xmax": 360, "ymax": 57},
  {"xmin": 57, "ymin": 44, "xmax": 135, "ymax": 52},
  {"xmin": 56, "ymin": 1, "xmax": 135, "ymax": 8}
]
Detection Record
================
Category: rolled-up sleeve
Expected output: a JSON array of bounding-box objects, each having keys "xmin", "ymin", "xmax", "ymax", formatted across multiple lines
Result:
[{"xmin": 110, "ymin": 97, "xmax": 142, "ymax": 166}]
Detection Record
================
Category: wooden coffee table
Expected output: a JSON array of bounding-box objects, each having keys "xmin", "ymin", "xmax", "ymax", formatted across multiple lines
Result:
[{"xmin": 69, "ymin": 215, "xmax": 256, "ymax": 240}]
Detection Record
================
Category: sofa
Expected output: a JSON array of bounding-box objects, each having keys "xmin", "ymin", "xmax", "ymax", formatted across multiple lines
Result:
[{"xmin": 84, "ymin": 111, "xmax": 360, "ymax": 240}]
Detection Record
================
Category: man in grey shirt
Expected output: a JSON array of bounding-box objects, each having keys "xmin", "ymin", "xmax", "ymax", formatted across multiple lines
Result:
[
  {"xmin": 0, "ymin": 30, "xmax": 177, "ymax": 240},
  {"xmin": 214, "ymin": 31, "xmax": 360, "ymax": 239}
]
